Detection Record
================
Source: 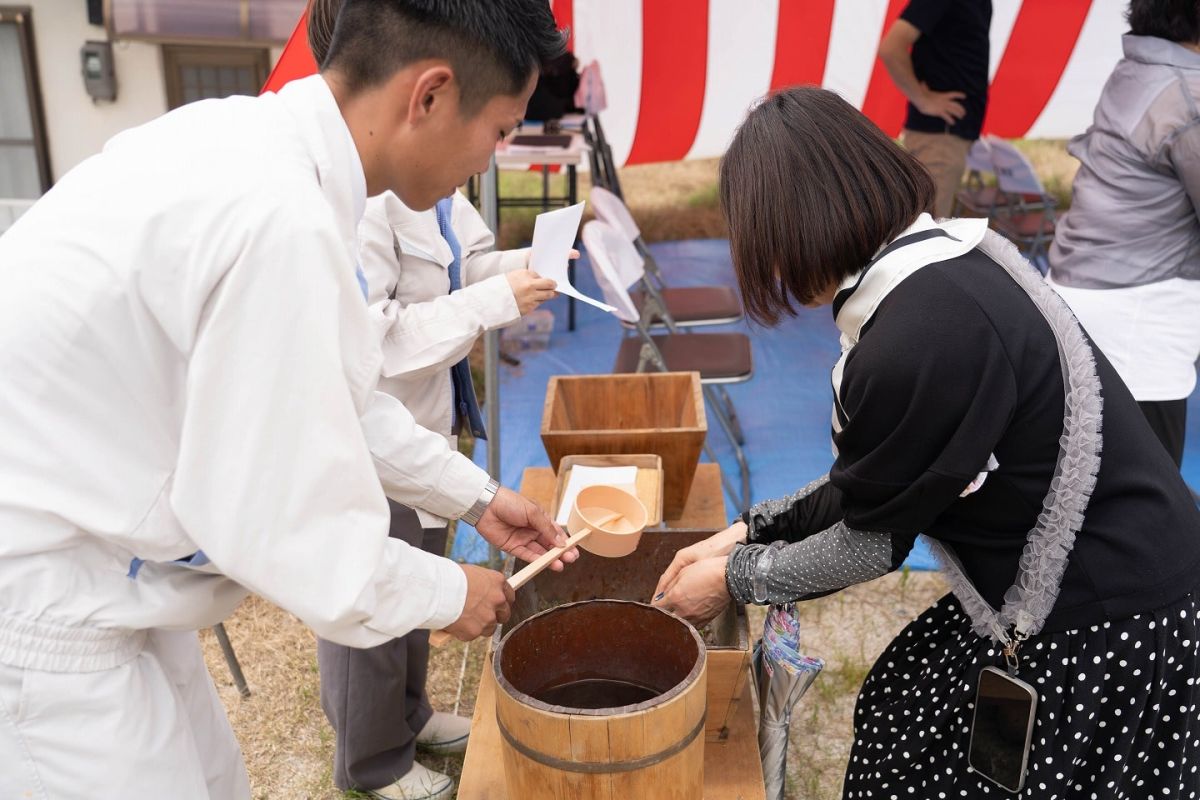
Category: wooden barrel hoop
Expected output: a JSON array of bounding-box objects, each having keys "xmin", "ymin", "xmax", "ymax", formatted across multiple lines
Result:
[{"xmin": 495, "ymin": 710, "xmax": 707, "ymax": 774}]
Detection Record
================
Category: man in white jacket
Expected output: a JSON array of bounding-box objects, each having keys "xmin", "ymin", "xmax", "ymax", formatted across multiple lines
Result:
[{"xmin": 0, "ymin": 1, "xmax": 569, "ymax": 797}]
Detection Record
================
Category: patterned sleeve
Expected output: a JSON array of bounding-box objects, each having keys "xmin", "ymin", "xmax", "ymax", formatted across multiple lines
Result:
[{"xmin": 725, "ymin": 523, "xmax": 915, "ymax": 605}]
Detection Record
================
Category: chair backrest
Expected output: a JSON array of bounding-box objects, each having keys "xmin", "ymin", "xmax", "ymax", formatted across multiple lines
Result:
[
  {"xmin": 590, "ymin": 186, "xmax": 642, "ymax": 242},
  {"xmin": 965, "ymin": 137, "xmax": 994, "ymax": 175},
  {"xmin": 985, "ymin": 135, "xmax": 1046, "ymax": 197},
  {"xmin": 581, "ymin": 220, "xmax": 643, "ymax": 323}
]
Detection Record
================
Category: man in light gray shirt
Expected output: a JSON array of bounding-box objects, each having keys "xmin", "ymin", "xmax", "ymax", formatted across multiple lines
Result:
[{"xmin": 1049, "ymin": 0, "xmax": 1200, "ymax": 466}]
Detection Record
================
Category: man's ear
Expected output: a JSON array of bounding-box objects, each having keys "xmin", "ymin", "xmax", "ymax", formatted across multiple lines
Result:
[{"xmin": 406, "ymin": 64, "xmax": 456, "ymax": 125}]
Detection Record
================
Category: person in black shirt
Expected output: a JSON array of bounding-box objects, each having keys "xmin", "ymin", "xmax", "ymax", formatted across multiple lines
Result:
[
  {"xmin": 653, "ymin": 87, "xmax": 1200, "ymax": 798},
  {"xmin": 878, "ymin": 0, "xmax": 992, "ymax": 217}
]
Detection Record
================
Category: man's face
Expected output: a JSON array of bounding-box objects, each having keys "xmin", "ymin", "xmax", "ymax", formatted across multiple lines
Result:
[{"xmin": 390, "ymin": 70, "xmax": 536, "ymax": 211}]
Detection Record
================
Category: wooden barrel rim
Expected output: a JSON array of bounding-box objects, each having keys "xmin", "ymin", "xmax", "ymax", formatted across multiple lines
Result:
[
  {"xmin": 493, "ymin": 599, "xmax": 706, "ymax": 716},
  {"xmin": 495, "ymin": 709, "xmax": 707, "ymax": 774}
]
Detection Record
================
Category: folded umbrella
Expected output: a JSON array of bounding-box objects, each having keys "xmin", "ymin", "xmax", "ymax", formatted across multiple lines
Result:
[{"xmin": 754, "ymin": 603, "xmax": 824, "ymax": 800}]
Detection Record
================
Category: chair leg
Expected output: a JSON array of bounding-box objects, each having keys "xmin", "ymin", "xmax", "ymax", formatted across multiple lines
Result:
[
  {"xmin": 702, "ymin": 386, "xmax": 752, "ymax": 513},
  {"xmin": 213, "ymin": 622, "xmax": 251, "ymax": 698},
  {"xmin": 715, "ymin": 385, "xmax": 746, "ymax": 445},
  {"xmin": 704, "ymin": 440, "xmax": 746, "ymax": 513}
]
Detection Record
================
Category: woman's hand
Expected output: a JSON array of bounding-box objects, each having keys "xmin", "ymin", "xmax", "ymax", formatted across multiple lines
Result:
[
  {"xmin": 653, "ymin": 521, "xmax": 747, "ymax": 599},
  {"xmin": 652, "ymin": 556, "xmax": 732, "ymax": 626}
]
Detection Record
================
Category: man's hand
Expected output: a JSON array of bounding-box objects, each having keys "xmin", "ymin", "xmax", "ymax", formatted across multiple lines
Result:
[
  {"xmin": 506, "ymin": 270, "xmax": 558, "ymax": 315},
  {"xmin": 652, "ymin": 556, "xmax": 732, "ymax": 626},
  {"xmin": 474, "ymin": 486, "xmax": 578, "ymax": 570},
  {"xmin": 654, "ymin": 521, "xmax": 747, "ymax": 599},
  {"xmin": 915, "ymin": 82, "xmax": 966, "ymax": 126},
  {"xmin": 441, "ymin": 564, "xmax": 515, "ymax": 641}
]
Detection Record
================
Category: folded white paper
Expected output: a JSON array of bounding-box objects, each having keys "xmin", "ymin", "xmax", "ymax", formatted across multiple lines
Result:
[
  {"xmin": 530, "ymin": 203, "xmax": 616, "ymax": 313},
  {"xmin": 555, "ymin": 465, "xmax": 639, "ymax": 525}
]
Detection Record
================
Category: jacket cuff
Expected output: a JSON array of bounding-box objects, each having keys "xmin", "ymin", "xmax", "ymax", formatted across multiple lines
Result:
[
  {"xmin": 373, "ymin": 539, "xmax": 468, "ymax": 633},
  {"xmin": 469, "ymin": 274, "xmax": 522, "ymax": 331},
  {"xmin": 436, "ymin": 454, "xmax": 492, "ymax": 520}
]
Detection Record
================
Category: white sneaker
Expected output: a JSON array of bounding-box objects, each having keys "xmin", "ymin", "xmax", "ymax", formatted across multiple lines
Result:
[
  {"xmin": 367, "ymin": 762, "xmax": 454, "ymax": 800},
  {"xmin": 415, "ymin": 710, "xmax": 472, "ymax": 755}
]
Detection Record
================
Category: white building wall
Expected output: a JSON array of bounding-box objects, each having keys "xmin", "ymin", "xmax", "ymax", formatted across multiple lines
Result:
[
  {"xmin": 28, "ymin": 0, "xmax": 167, "ymax": 181},
  {"xmin": 26, "ymin": 0, "xmax": 283, "ymax": 182}
]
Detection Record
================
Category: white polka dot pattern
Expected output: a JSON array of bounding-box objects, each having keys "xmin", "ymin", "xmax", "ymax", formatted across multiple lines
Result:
[{"xmin": 843, "ymin": 592, "xmax": 1200, "ymax": 798}]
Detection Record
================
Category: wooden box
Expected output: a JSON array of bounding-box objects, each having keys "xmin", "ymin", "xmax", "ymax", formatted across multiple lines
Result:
[
  {"xmin": 493, "ymin": 529, "xmax": 751, "ymax": 742},
  {"xmin": 541, "ymin": 372, "xmax": 707, "ymax": 518},
  {"xmin": 551, "ymin": 454, "xmax": 664, "ymax": 527}
]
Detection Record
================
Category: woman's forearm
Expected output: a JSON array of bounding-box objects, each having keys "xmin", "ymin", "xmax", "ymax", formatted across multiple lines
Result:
[{"xmin": 725, "ymin": 521, "xmax": 906, "ymax": 605}]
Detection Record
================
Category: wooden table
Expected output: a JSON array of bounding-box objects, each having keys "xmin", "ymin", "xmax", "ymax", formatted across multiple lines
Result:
[{"xmin": 456, "ymin": 462, "xmax": 765, "ymax": 799}]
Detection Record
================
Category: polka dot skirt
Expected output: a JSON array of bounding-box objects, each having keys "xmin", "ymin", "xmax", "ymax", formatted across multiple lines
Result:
[{"xmin": 843, "ymin": 592, "xmax": 1200, "ymax": 799}]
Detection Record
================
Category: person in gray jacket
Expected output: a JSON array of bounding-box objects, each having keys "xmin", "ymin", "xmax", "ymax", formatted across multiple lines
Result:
[{"xmin": 1048, "ymin": 0, "xmax": 1200, "ymax": 466}]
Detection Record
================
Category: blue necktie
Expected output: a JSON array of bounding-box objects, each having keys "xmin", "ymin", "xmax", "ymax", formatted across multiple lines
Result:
[{"xmin": 435, "ymin": 198, "xmax": 487, "ymax": 440}]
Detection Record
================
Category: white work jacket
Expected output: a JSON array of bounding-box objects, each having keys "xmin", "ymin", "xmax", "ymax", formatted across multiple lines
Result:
[
  {"xmin": 0, "ymin": 75, "xmax": 483, "ymax": 662},
  {"xmin": 363, "ymin": 191, "xmax": 526, "ymax": 526}
]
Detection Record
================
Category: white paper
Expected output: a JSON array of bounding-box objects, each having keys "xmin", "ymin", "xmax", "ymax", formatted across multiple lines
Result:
[
  {"xmin": 530, "ymin": 203, "xmax": 616, "ymax": 313},
  {"xmin": 555, "ymin": 465, "xmax": 639, "ymax": 525}
]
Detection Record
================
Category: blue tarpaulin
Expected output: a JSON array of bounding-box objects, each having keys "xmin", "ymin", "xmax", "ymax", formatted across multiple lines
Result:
[{"xmin": 452, "ymin": 238, "xmax": 1200, "ymax": 569}]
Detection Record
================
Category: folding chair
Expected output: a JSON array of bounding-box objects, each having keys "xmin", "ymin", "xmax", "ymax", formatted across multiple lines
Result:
[
  {"xmin": 590, "ymin": 186, "xmax": 744, "ymax": 329},
  {"xmin": 985, "ymin": 136, "xmax": 1058, "ymax": 266},
  {"xmin": 583, "ymin": 220, "xmax": 752, "ymax": 511},
  {"xmin": 952, "ymin": 138, "xmax": 1007, "ymax": 219}
]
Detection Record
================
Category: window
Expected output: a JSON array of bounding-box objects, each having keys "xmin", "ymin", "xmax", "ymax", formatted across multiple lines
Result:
[
  {"xmin": 162, "ymin": 45, "xmax": 269, "ymax": 110},
  {"xmin": 0, "ymin": 6, "xmax": 51, "ymax": 198}
]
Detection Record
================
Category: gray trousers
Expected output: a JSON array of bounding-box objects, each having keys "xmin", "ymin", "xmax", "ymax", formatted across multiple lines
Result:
[{"xmin": 317, "ymin": 501, "xmax": 449, "ymax": 791}]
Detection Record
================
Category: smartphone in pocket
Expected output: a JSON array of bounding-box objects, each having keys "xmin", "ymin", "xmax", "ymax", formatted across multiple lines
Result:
[{"xmin": 968, "ymin": 665, "xmax": 1038, "ymax": 793}]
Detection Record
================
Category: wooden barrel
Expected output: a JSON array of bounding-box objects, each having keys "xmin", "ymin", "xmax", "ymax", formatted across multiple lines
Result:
[{"xmin": 493, "ymin": 599, "xmax": 707, "ymax": 799}]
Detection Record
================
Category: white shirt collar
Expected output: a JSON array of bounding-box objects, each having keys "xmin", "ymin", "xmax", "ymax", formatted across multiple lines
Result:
[
  {"xmin": 273, "ymin": 75, "xmax": 368, "ymax": 251},
  {"xmin": 833, "ymin": 214, "xmax": 988, "ymax": 345}
]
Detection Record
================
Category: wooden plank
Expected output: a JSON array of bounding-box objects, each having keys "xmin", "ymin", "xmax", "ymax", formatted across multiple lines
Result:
[
  {"xmin": 669, "ymin": 463, "xmax": 728, "ymax": 530},
  {"xmin": 567, "ymin": 714, "xmax": 614, "ymax": 799},
  {"xmin": 457, "ymin": 655, "xmax": 766, "ymax": 800},
  {"xmin": 457, "ymin": 656, "xmax": 506, "ymax": 798},
  {"xmin": 522, "ymin": 462, "xmax": 727, "ymax": 531},
  {"xmin": 704, "ymin": 649, "xmax": 752, "ymax": 739}
]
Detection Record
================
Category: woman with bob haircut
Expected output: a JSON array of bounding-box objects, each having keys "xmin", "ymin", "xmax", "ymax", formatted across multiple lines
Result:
[{"xmin": 653, "ymin": 86, "xmax": 1200, "ymax": 796}]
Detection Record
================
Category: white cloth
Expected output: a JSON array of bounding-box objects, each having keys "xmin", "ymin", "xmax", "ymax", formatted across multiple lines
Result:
[
  {"xmin": 0, "ymin": 630, "xmax": 249, "ymax": 799},
  {"xmin": 362, "ymin": 191, "xmax": 524, "ymax": 526},
  {"xmin": 1048, "ymin": 276, "xmax": 1200, "ymax": 402},
  {"xmin": 0, "ymin": 75, "xmax": 485, "ymax": 795}
]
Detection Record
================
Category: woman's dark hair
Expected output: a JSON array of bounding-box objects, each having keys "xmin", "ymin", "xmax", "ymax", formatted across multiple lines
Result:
[
  {"xmin": 719, "ymin": 87, "xmax": 935, "ymax": 325},
  {"xmin": 310, "ymin": 0, "xmax": 565, "ymax": 115},
  {"xmin": 1128, "ymin": 0, "xmax": 1200, "ymax": 42}
]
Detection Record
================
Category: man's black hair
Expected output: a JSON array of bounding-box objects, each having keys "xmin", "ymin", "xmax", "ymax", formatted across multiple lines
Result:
[
  {"xmin": 322, "ymin": 0, "xmax": 566, "ymax": 114},
  {"xmin": 1128, "ymin": 0, "xmax": 1200, "ymax": 43}
]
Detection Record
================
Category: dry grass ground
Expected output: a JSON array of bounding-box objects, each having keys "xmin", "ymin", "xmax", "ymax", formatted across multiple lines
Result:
[
  {"xmin": 199, "ymin": 141, "xmax": 1071, "ymax": 799},
  {"xmin": 495, "ymin": 139, "xmax": 1079, "ymax": 250}
]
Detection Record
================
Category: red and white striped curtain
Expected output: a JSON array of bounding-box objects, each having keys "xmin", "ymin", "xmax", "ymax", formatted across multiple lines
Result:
[{"xmin": 267, "ymin": 0, "xmax": 1127, "ymax": 166}]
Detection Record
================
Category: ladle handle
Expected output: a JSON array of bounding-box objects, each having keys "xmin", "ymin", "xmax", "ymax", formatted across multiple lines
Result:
[
  {"xmin": 507, "ymin": 526, "xmax": 594, "ymax": 591},
  {"xmin": 429, "ymin": 511, "xmax": 621, "ymax": 647}
]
